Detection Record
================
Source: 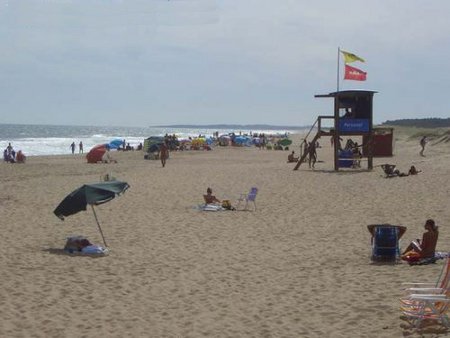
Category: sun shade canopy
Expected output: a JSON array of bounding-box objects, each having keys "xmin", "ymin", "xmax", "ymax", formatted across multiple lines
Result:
[{"xmin": 54, "ymin": 181, "xmax": 130, "ymax": 220}]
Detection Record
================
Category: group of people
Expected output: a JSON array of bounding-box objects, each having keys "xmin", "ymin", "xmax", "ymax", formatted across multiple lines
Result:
[
  {"xmin": 381, "ymin": 164, "xmax": 421, "ymax": 178},
  {"xmin": 295, "ymin": 140, "xmax": 318, "ymax": 168},
  {"xmin": 368, "ymin": 219, "xmax": 439, "ymax": 263},
  {"xmin": 70, "ymin": 141, "xmax": 83, "ymax": 154},
  {"xmin": 3, "ymin": 143, "xmax": 25, "ymax": 163}
]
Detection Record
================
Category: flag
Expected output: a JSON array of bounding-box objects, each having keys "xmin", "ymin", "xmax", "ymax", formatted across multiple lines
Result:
[
  {"xmin": 341, "ymin": 50, "xmax": 365, "ymax": 63},
  {"xmin": 344, "ymin": 64, "xmax": 367, "ymax": 81}
]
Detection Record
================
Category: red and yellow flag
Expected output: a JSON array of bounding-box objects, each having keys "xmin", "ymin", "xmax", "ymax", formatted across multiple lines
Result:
[
  {"xmin": 341, "ymin": 50, "xmax": 365, "ymax": 64},
  {"xmin": 344, "ymin": 64, "xmax": 367, "ymax": 81}
]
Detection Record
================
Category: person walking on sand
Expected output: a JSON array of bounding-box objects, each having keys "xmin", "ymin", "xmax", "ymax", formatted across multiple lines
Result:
[
  {"xmin": 308, "ymin": 141, "xmax": 317, "ymax": 168},
  {"xmin": 419, "ymin": 136, "xmax": 428, "ymax": 156},
  {"xmin": 159, "ymin": 142, "xmax": 169, "ymax": 167},
  {"xmin": 79, "ymin": 141, "xmax": 83, "ymax": 154},
  {"xmin": 70, "ymin": 142, "xmax": 76, "ymax": 154}
]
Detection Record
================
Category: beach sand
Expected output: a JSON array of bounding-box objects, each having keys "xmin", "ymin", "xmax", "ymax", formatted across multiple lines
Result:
[{"xmin": 1, "ymin": 129, "xmax": 450, "ymax": 337}]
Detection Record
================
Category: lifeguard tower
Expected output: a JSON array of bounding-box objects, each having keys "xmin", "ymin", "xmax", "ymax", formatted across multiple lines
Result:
[{"xmin": 294, "ymin": 90, "xmax": 377, "ymax": 171}]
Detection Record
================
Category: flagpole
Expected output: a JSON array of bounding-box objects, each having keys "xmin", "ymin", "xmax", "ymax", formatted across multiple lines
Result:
[{"xmin": 337, "ymin": 47, "xmax": 340, "ymax": 92}]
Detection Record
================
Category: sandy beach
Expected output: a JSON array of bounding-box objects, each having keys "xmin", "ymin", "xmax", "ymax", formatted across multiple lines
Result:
[{"xmin": 1, "ymin": 128, "xmax": 450, "ymax": 338}]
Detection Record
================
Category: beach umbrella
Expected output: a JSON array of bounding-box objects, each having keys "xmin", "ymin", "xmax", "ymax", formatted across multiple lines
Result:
[
  {"xmin": 86, "ymin": 144, "xmax": 108, "ymax": 163},
  {"xmin": 54, "ymin": 181, "xmax": 130, "ymax": 247},
  {"xmin": 278, "ymin": 139, "xmax": 292, "ymax": 146},
  {"xmin": 108, "ymin": 139, "xmax": 123, "ymax": 149},
  {"xmin": 235, "ymin": 136, "xmax": 252, "ymax": 146}
]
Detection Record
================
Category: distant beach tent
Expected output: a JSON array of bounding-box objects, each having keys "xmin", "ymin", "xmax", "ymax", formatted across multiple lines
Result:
[
  {"xmin": 191, "ymin": 138, "xmax": 206, "ymax": 147},
  {"xmin": 205, "ymin": 137, "xmax": 215, "ymax": 145},
  {"xmin": 108, "ymin": 139, "xmax": 123, "ymax": 150},
  {"xmin": 143, "ymin": 136, "xmax": 165, "ymax": 153},
  {"xmin": 86, "ymin": 144, "xmax": 107, "ymax": 163},
  {"xmin": 219, "ymin": 135, "xmax": 231, "ymax": 146},
  {"xmin": 234, "ymin": 136, "xmax": 252, "ymax": 146}
]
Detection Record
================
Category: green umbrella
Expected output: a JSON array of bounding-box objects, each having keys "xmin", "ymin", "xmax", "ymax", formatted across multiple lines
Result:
[
  {"xmin": 54, "ymin": 181, "xmax": 129, "ymax": 247},
  {"xmin": 278, "ymin": 138, "xmax": 292, "ymax": 146}
]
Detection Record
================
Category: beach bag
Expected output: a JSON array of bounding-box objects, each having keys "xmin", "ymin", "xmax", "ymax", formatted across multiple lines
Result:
[
  {"xmin": 401, "ymin": 250, "xmax": 421, "ymax": 263},
  {"xmin": 221, "ymin": 200, "xmax": 232, "ymax": 210}
]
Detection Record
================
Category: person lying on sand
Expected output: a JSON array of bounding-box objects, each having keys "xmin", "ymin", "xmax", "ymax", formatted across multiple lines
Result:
[
  {"xmin": 408, "ymin": 165, "xmax": 421, "ymax": 175},
  {"xmin": 381, "ymin": 164, "xmax": 408, "ymax": 177},
  {"xmin": 204, "ymin": 187, "xmax": 221, "ymax": 204}
]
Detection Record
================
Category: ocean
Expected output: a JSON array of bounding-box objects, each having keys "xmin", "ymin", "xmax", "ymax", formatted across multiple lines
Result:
[{"xmin": 0, "ymin": 124, "xmax": 302, "ymax": 156}]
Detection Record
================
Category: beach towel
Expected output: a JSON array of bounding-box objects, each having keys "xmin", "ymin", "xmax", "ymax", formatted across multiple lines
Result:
[
  {"xmin": 202, "ymin": 204, "xmax": 225, "ymax": 212},
  {"xmin": 81, "ymin": 245, "xmax": 109, "ymax": 255},
  {"xmin": 194, "ymin": 204, "xmax": 225, "ymax": 212},
  {"xmin": 407, "ymin": 252, "xmax": 450, "ymax": 266}
]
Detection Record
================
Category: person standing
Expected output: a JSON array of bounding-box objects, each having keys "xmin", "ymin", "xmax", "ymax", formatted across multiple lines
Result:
[
  {"xmin": 79, "ymin": 141, "xmax": 84, "ymax": 154},
  {"xmin": 308, "ymin": 141, "xmax": 317, "ymax": 168},
  {"xmin": 159, "ymin": 142, "xmax": 169, "ymax": 168},
  {"xmin": 70, "ymin": 142, "xmax": 76, "ymax": 154},
  {"xmin": 419, "ymin": 136, "xmax": 428, "ymax": 156}
]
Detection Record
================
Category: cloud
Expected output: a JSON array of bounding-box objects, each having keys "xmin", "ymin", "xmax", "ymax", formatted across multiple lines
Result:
[{"xmin": 1, "ymin": 0, "xmax": 450, "ymax": 126}]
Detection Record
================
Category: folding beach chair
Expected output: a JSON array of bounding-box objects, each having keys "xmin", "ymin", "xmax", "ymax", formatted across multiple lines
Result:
[
  {"xmin": 402, "ymin": 293, "xmax": 450, "ymax": 328},
  {"xmin": 370, "ymin": 224, "xmax": 400, "ymax": 262},
  {"xmin": 401, "ymin": 258, "xmax": 450, "ymax": 310},
  {"xmin": 236, "ymin": 187, "xmax": 258, "ymax": 211},
  {"xmin": 402, "ymin": 258, "xmax": 450, "ymax": 294}
]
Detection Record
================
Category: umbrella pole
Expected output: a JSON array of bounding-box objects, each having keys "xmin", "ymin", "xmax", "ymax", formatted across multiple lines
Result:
[{"xmin": 91, "ymin": 205, "xmax": 108, "ymax": 247}]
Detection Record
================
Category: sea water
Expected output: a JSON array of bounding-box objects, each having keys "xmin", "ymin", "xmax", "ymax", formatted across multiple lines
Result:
[{"xmin": 0, "ymin": 124, "xmax": 301, "ymax": 156}]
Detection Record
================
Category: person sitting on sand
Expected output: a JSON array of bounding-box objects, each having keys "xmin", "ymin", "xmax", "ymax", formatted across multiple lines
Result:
[
  {"xmin": 16, "ymin": 150, "xmax": 26, "ymax": 163},
  {"xmin": 402, "ymin": 219, "xmax": 439, "ymax": 260},
  {"xmin": 204, "ymin": 187, "xmax": 221, "ymax": 204},
  {"xmin": 408, "ymin": 165, "xmax": 421, "ymax": 175},
  {"xmin": 287, "ymin": 151, "xmax": 298, "ymax": 163}
]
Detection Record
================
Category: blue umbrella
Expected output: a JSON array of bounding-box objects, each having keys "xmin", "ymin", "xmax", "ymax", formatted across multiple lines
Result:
[{"xmin": 109, "ymin": 139, "xmax": 123, "ymax": 149}]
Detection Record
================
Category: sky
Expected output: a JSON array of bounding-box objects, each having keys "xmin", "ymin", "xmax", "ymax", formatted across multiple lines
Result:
[{"xmin": 0, "ymin": 0, "xmax": 449, "ymax": 127}]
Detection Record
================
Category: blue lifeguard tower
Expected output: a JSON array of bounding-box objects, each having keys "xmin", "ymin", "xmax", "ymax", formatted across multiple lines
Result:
[{"xmin": 294, "ymin": 89, "xmax": 377, "ymax": 171}]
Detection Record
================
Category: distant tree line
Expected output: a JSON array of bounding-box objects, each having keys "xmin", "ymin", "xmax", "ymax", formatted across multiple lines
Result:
[{"xmin": 381, "ymin": 118, "xmax": 450, "ymax": 128}]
